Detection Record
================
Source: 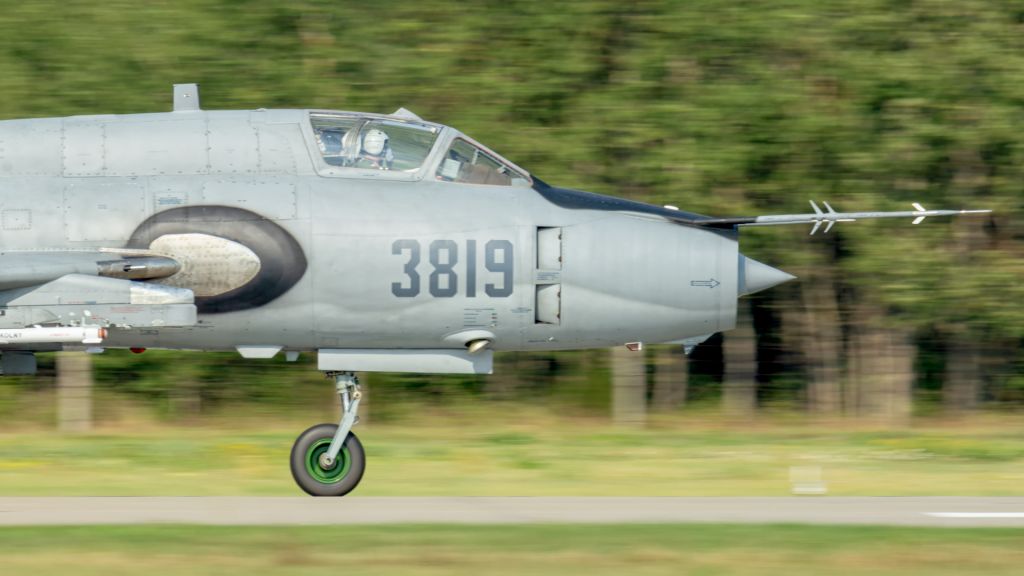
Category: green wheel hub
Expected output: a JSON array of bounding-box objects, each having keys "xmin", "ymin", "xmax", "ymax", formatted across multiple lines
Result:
[{"xmin": 305, "ymin": 438, "xmax": 352, "ymax": 484}]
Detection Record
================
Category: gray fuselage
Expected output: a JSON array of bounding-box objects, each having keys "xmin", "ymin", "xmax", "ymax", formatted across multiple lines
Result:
[{"xmin": 0, "ymin": 108, "xmax": 741, "ymax": 355}]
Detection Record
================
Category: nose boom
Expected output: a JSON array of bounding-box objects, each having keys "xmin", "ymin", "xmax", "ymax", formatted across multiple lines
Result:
[{"xmin": 738, "ymin": 255, "xmax": 796, "ymax": 296}]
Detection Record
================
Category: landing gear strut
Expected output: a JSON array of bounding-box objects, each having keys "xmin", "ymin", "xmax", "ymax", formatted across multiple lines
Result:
[{"xmin": 289, "ymin": 371, "xmax": 366, "ymax": 496}]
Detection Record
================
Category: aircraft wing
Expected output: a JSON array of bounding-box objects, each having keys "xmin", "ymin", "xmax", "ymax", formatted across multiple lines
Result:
[
  {"xmin": 688, "ymin": 201, "xmax": 991, "ymax": 235},
  {"xmin": 0, "ymin": 250, "xmax": 196, "ymax": 347}
]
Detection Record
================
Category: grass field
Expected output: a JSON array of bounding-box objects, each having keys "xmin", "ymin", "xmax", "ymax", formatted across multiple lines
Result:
[
  {"xmin": 1, "ymin": 406, "xmax": 1023, "ymax": 496},
  {"xmin": 0, "ymin": 524, "xmax": 1023, "ymax": 576}
]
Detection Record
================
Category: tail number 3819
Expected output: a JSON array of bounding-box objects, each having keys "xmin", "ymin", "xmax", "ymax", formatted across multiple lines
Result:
[{"xmin": 391, "ymin": 239, "xmax": 514, "ymax": 298}]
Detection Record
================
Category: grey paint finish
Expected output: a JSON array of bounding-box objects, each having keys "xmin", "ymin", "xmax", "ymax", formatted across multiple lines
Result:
[
  {"xmin": 318, "ymin": 348, "xmax": 493, "ymax": 374},
  {"xmin": 63, "ymin": 181, "xmax": 147, "ymax": 242},
  {"xmin": 555, "ymin": 215, "xmax": 736, "ymax": 348},
  {"xmin": 172, "ymin": 83, "xmax": 201, "ymax": 112},
  {"xmin": 0, "ymin": 119, "xmax": 63, "ymax": 176},
  {"xmin": 738, "ymin": 255, "xmax": 798, "ymax": 296}
]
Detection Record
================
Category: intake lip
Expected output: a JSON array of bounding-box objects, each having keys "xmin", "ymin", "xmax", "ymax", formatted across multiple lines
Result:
[
  {"xmin": 738, "ymin": 255, "xmax": 796, "ymax": 296},
  {"xmin": 127, "ymin": 206, "xmax": 307, "ymax": 314}
]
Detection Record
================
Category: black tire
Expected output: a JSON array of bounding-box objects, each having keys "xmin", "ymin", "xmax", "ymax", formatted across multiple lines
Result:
[{"xmin": 290, "ymin": 423, "xmax": 366, "ymax": 497}]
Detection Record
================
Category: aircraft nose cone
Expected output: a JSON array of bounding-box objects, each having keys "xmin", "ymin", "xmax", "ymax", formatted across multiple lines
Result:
[{"xmin": 738, "ymin": 255, "xmax": 797, "ymax": 296}]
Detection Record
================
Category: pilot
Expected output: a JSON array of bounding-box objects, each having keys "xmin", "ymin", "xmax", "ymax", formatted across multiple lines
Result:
[{"xmin": 359, "ymin": 128, "xmax": 393, "ymax": 170}]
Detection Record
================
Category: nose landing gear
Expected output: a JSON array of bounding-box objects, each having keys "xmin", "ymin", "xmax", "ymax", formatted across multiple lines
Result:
[{"xmin": 289, "ymin": 371, "xmax": 366, "ymax": 496}]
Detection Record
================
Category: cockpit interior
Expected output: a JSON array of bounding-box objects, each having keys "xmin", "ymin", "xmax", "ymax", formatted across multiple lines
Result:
[{"xmin": 309, "ymin": 112, "xmax": 531, "ymax": 187}]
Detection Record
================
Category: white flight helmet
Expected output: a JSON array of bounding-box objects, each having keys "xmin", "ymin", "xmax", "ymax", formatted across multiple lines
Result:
[{"xmin": 362, "ymin": 129, "xmax": 389, "ymax": 156}]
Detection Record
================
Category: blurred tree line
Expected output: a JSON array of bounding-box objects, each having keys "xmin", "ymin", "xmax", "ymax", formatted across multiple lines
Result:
[{"xmin": 0, "ymin": 0, "xmax": 1020, "ymax": 419}]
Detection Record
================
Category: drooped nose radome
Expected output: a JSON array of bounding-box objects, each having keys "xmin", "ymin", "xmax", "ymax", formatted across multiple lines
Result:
[{"xmin": 738, "ymin": 255, "xmax": 796, "ymax": 296}]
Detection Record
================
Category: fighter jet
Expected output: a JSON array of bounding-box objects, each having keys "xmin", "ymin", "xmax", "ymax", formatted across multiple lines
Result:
[{"xmin": 0, "ymin": 84, "xmax": 989, "ymax": 495}]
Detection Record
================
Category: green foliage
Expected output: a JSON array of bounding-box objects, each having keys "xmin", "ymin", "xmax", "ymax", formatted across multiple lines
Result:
[
  {"xmin": 7, "ymin": 414, "xmax": 1024, "ymax": 496},
  {"xmin": 88, "ymin": 350, "xmax": 328, "ymax": 415}
]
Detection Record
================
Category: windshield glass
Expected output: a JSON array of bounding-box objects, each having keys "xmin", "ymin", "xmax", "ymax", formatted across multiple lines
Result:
[
  {"xmin": 436, "ymin": 138, "xmax": 530, "ymax": 186},
  {"xmin": 310, "ymin": 113, "xmax": 440, "ymax": 172}
]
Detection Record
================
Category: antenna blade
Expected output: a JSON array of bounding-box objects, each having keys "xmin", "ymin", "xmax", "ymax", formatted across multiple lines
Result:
[
  {"xmin": 823, "ymin": 201, "xmax": 836, "ymax": 214},
  {"xmin": 810, "ymin": 220, "xmax": 822, "ymax": 235},
  {"xmin": 824, "ymin": 220, "xmax": 835, "ymax": 233},
  {"xmin": 912, "ymin": 202, "xmax": 926, "ymax": 212},
  {"xmin": 912, "ymin": 216, "xmax": 926, "ymax": 225},
  {"xmin": 810, "ymin": 200, "xmax": 823, "ymax": 215}
]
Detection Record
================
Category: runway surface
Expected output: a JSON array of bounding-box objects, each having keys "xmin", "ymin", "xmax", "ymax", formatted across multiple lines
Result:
[{"xmin": 1, "ymin": 497, "xmax": 1023, "ymax": 527}]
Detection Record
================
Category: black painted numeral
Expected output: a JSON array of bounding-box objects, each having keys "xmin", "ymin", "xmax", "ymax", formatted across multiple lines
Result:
[
  {"xmin": 392, "ymin": 239, "xmax": 513, "ymax": 298},
  {"xmin": 485, "ymin": 240, "xmax": 513, "ymax": 297},
  {"xmin": 466, "ymin": 239, "xmax": 477, "ymax": 298},
  {"xmin": 391, "ymin": 239, "xmax": 420, "ymax": 297},
  {"xmin": 429, "ymin": 240, "xmax": 458, "ymax": 297}
]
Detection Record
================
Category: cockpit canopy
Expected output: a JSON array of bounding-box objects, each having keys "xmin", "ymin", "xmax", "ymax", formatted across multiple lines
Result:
[
  {"xmin": 311, "ymin": 113, "xmax": 439, "ymax": 171},
  {"xmin": 309, "ymin": 112, "xmax": 530, "ymax": 186}
]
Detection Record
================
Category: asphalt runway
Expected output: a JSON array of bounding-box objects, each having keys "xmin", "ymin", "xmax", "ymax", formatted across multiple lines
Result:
[{"xmin": 1, "ymin": 497, "xmax": 1023, "ymax": 527}]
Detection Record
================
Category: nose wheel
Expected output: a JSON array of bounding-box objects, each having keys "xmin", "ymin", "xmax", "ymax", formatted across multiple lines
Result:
[
  {"xmin": 290, "ymin": 423, "xmax": 365, "ymax": 496},
  {"xmin": 289, "ymin": 372, "xmax": 366, "ymax": 496}
]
